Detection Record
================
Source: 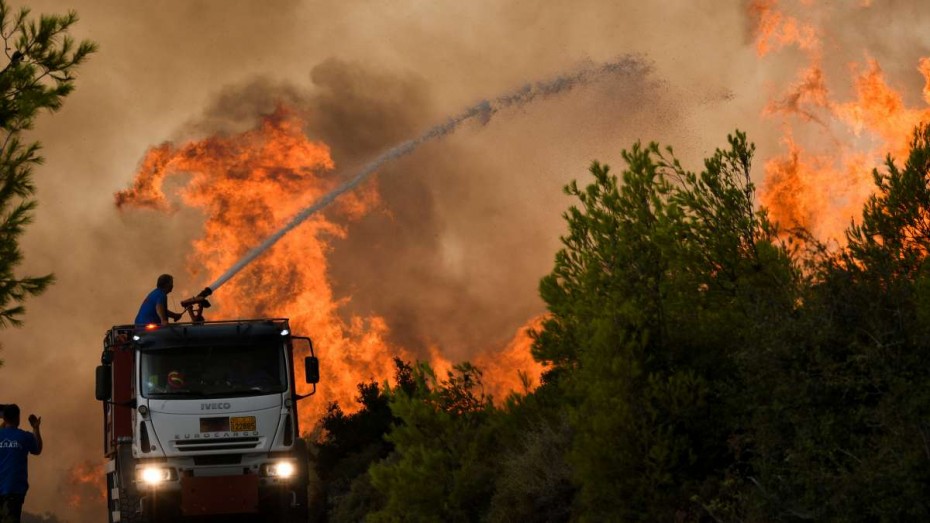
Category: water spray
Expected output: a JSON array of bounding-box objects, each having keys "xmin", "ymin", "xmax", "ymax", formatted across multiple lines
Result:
[{"xmin": 203, "ymin": 56, "xmax": 648, "ymax": 296}]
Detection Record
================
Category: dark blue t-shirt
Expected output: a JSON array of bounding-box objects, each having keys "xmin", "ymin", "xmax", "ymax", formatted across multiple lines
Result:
[
  {"xmin": 0, "ymin": 427, "xmax": 38, "ymax": 495},
  {"xmin": 135, "ymin": 288, "xmax": 167, "ymax": 325}
]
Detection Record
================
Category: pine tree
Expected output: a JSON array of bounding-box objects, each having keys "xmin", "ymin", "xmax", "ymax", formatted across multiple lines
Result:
[
  {"xmin": 0, "ymin": 0, "xmax": 95, "ymax": 328},
  {"xmin": 532, "ymin": 133, "xmax": 798, "ymax": 520},
  {"xmin": 368, "ymin": 362, "xmax": 499, "ymax": 523}
]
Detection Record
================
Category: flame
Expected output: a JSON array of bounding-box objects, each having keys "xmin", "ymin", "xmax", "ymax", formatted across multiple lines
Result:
[
  {"xmin": 425, "ymin": 316, "xmax": 545, "ymax": 401},
  {"xmin": 116, "ymin": 106, "xmax": 543, "ymax": 430},
  {"xmin": 65, "ymin": 460, "xmax": 106, "ymax": 508},
  {"xmin": 473, "ymin": 316, "xmax": 546, "ymax": 400},
  {"xmin": 834, "ymin": 59, "xmax": 929, "ymax": 148},
  {"xmin": 753, "ymin": 1, "xmax": 930, "ymax": 243},
  {"xmin": 748, "ymin": 0, "xmax": 819, "ymax": 58}
]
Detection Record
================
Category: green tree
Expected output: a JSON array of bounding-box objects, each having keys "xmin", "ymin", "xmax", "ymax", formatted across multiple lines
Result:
[
  {"xmin": 486, "ymin": 382, "xmax": 576, "ymax": 523},
  {"xmin": 311, "ymin": 358, "xmax": 414, "ymax": 522},
  {"xmin": 0, "ymin": 0, "xmax": 95, "ymax": 327},
  {"xmin": 368, "ymin": 362, "xmax": 499, "ymax": 523},
  {"xmin": 533, "ymin": 132, "xmax": 799, "ymax": 520}
]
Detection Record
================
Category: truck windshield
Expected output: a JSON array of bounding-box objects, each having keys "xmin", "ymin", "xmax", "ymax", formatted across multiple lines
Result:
[{"xmin": 140, "ymin": 342, "xmax": 288, "ymax": 399}]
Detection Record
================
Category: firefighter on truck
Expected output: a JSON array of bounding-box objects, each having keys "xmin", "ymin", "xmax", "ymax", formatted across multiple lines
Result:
[{"xmin": 97, "ymin": 279, "xmax": 320, "ymax": 522}]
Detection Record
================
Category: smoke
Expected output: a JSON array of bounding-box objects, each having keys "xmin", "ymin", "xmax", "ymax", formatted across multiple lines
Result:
[{"xmin": 206, "ymin": 57, "xmax": 650, "ymax": 293}]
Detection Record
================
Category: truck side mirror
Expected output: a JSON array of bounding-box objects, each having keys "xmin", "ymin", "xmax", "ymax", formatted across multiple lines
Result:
[
  {"xmin": 95, "ymin": 366, "xmax": 112, "ymax": 401},
  {"xmin": 304, "ymin": 357, "xmax": 320, "ymax": 384}
]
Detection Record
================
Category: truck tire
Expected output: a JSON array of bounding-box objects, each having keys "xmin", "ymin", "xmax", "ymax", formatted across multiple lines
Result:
[{"xmin": 114, "ymin": 444, "xmax": 146, "ymax": 523}]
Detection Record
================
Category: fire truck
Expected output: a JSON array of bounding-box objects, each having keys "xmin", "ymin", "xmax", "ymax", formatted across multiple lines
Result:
[{"xmin": 95, "ymin": 317, "xmax": 319, "ymax": 522}]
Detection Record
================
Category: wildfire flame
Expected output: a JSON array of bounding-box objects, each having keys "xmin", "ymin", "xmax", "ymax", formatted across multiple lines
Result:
[
  {"xmin": 65, "ymin": 460, "xmax": 106, "ymax": 509},
  {"xmin": 427, "ymin": 316, "xmax": 545, "ymax": 401},
  {"xmin": 748, "ymin": 0, "xmax": 819, "ymax": 58},
  {"xmin": 474, "ymin": 316, "xmax": 545, "ymax": 399},
  {"xmin": 751, "ymin": 0, "xmax": 930, "ymax": 242},
  {"xmin": 115, "ymin": 106, "xmax": 543, "ymax": 430}
]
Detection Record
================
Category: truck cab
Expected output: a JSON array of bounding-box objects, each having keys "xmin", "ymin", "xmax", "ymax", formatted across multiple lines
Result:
[{"xmin": 96, "ymin": 319, "xmax": 318, "ymax": 522}]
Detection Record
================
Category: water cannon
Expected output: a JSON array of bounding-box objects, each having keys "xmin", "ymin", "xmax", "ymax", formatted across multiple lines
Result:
[{"xmin": 179, "ymin": 287, "xmax": 213, "ymax": 323}]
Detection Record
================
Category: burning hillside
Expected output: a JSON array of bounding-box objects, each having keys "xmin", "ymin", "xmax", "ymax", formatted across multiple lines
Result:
[
  {"xmin": 752, "ymin": 0, "xmax": 930, "ymax": 241},
  {"xmin": 107, "ymin": 2, "xmax": 930, "ymax": 439}
]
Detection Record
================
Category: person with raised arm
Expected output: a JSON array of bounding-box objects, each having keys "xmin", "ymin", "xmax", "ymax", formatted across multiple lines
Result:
[{"xmin": 0, "ymin": 404, "xmax": 42, "ymax": 522}]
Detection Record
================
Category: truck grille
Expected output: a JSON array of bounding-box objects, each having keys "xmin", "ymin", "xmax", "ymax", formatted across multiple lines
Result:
[{"xmin": 173, "ymin": 437, "xmax": 260, "ymax": 452}]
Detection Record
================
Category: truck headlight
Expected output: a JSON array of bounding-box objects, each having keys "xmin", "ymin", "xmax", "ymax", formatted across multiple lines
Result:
[
  {"xmin": 136, "ymin": 466, "xmax": 177, "ymax": 485},
  {"xmin": 260, "ymin": 461, "xmax": 296, "ymax": 478}
]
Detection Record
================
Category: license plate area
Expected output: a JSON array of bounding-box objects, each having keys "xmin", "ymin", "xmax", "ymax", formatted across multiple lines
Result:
[{"xmin": 230, "ymin": 416, "xmax": 256, "ymax": 432}]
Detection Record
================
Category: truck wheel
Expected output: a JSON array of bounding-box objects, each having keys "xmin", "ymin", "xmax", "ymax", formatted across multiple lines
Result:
[
  {"xmin": 118, "ymin": 486, "xmax": 146, "ymax": 523},
  {"xmin": 114, "ymin": 444, "xmax": 146, "ymax": 523}
]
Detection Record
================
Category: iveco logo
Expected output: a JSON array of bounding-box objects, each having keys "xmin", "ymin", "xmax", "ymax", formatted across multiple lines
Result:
[{"xmin": 201, "ymin": 402, "xmax": 231, "ymax": 410}]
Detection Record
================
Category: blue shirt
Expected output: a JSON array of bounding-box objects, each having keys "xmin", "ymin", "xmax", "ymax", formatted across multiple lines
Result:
[
  {"xmin": 135, "ymin": 288, "xmax": 168, "ymax": 325},
  {"xmin": 0, "ymin": 427, "xmax": 38, "ymax": 495}
]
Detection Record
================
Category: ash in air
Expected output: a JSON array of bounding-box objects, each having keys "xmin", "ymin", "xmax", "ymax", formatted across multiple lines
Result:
[{"xmin": 207, "ymin": 56, "xmax": 650, "ymax": 293}]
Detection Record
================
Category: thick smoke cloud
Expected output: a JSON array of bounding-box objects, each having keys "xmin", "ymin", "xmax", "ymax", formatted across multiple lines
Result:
[
  {"xmin": 171, "ymin": 55, "xmax": 663, "ymax": 361},
  {"xmin": 313, "ymin": 60, "xmax": 668, "ymax": 358},
  {"xmin": 183, "ymin": 58, "xmax": 663, "ymax": 358}
]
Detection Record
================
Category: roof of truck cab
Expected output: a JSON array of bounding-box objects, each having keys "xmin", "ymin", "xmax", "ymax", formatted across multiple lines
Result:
[{"xmin": 112, "ymin": 318, "xmax": 291, "ymax": 350}]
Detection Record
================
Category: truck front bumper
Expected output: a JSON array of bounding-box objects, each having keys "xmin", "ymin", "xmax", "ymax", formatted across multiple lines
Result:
[
  {"xmin": 139, "ymin": 478, "xmax": 304, "ymax": 517},
  {"xmin": 181, "ymin": 474, "xmax": 259, "ymax": 516}
]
